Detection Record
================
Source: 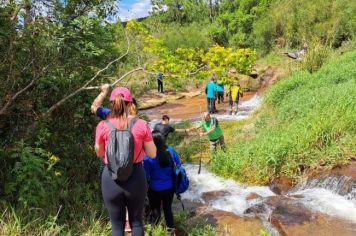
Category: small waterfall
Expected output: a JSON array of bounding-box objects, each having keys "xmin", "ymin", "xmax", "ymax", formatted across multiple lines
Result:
[
  {"xmin": 293, "ymin": 175, "xmax": 356, "ymax": 202},
  {"xmin": 181, "ymin": 164, "xmax": 275, "ymax": 215},
  {"xmin": 182, "ymin": 164, "xmax": 356, "ymax": 225}
]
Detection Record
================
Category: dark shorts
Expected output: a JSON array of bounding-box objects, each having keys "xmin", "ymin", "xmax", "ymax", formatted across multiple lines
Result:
[{"xmin": 229, "ymin": 100, "xmax": 239, "ymax": 107}]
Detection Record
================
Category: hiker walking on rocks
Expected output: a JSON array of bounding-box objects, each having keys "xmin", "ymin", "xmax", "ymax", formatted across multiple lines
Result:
[
  {"xmin": 205, "ymin": 77, "xmax": 217, "ymax": 113},
  {"xmin": 186, "ymin": 112, "xmax": 225, "ymax": 153},
  {"xmin": 144, "ymin": 132, "xmax": 182, "ymax": 234},
  {"xmin": 157, "ymin": 71, "xmax": 164, "ymax": 93},
  {"xmin": 226, "ymin": 81, "xmax": 243, "ymax": 115},
  {"xmin": 95, "ymin": 87, "xmax": 156, "ymax": 236}
]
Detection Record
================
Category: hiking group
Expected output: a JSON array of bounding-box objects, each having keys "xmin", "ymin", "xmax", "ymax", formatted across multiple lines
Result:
[
  {"xmin": 91, "ymin": 78, "xmax": 227, "ymax": 235},
  {"xmin": 205, "ymin": 69, "xmax": 243, "ymax": 115}
]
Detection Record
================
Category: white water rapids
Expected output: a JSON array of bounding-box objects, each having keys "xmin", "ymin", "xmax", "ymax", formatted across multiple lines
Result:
[
  {"xmin": 181, "ymin": 165, "xmax": 356, "ymax": 224},
  {"xmin": 168, "ymin": 95, "xmax": 356, "ymax": 226}
]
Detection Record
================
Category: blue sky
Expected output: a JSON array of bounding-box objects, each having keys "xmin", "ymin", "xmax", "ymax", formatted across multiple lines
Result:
[{"xmin": 118, "ymin": 0, "xmax": 153, "ymax": 21}]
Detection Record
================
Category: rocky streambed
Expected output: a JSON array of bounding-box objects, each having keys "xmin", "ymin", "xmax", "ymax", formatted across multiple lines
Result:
[{"xmin": 175, "ymin": 163, "xmax": 356, "ymax": 236}]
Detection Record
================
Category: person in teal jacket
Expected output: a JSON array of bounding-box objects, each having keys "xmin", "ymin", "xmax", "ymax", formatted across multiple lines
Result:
[
  {"xmin": 216, "ymin": 81, "xmax": 224, "ymax": 104},
  {"xmin": 205, "ymin": 77, "xmax": 217, "ymax": 113}
]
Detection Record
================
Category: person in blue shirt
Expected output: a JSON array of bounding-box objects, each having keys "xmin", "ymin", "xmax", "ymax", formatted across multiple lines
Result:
[
  {"xmin": 205, "ymin": 77, "xmax": 217, "ymax": 114},
  {"xmin": 144, "ymin": 132, "xmax": 182, "ymax": 232},
  {"xmin": 216, "ymin": 81, "xmax": 224, "ymax": 104},
  {"xmin": 157, "ymin": 72, "xmax": 164, "ymax": 93}
]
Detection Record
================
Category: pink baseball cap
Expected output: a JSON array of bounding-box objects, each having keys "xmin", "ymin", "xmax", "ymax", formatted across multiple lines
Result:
[{"xmin": 109, "ymin": 87, "xmax": 133, "ymax": 102}]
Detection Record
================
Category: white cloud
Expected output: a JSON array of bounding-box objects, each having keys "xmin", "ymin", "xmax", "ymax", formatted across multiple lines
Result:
[{"xmin": 119, "ymin": 0, "xmax": 152, "ymax": 21}]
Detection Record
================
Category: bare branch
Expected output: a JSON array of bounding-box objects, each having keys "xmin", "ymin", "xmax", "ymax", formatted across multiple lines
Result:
[
  {"xmin": 84, "ymin": 67, "xmax": 145, "ymax": 90},
  {"xmin": 189, "ymin": 64, "xmax": 207, "ymax": 76},
  {"xmin": 47, "ymin": 28, "xmax": 130, "ymax": 113}
]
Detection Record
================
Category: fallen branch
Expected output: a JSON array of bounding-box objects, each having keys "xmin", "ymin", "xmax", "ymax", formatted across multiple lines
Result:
[
  {"xmin": 84, "ymin": 67, "xmax": 145, "ymax": 90},
  {"xmin": 47, "ymin": 28, "xmax": 130, "ymax": 113},
  {"xmin": 189, "ymin": 64, "xmax": 207, "ymax": 76}
]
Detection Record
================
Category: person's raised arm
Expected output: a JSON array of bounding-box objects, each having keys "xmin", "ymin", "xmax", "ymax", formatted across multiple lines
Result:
[
  {"xmin": 91, "ymin": 84, "xmax": 110, "ymax": 114},
  {"xmin": 143, "ymin": 141, "xmax": 156, "ymax": 158}
]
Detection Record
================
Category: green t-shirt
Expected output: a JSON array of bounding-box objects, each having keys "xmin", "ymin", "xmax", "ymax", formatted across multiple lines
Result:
[{"xmin": 200, "ymin": 118, "xmax": 223, "ymax": 140}]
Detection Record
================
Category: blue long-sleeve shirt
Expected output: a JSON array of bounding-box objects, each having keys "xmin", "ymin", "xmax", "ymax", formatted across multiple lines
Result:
[{"xmin": 144, "ymin": 146, "xmax": 182, "ymax": 192}]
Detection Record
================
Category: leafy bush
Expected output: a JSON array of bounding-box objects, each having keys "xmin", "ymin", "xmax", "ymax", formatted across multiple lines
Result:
[
  {"xmin": 302, "ymin": 39, "xmax": 331, "ymax": 73},
  {"xmin": 211, "ymin": 50, "xmax": 356, "ymax": 183},
  {"xmin": 253, "ymin": 0, "xmax": 356, "ymax": 52}
]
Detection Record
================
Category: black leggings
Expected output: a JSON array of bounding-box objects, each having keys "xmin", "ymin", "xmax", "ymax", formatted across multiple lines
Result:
[
  {"xmin": 157, "ymin": 80, "xmax": 163, "ymax": 93},
  {"xmin": 101, "ymin": 164, "xmax": 147, "ymax": 236},
  {"xmin": 147, "ymin": 188, "xmax": 175, "ymax": 228}
]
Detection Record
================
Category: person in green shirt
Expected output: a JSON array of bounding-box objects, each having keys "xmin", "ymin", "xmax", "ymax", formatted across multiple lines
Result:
[{"xmin": 186, "ymin": 112, "xmax": 225, "ymax": 152}]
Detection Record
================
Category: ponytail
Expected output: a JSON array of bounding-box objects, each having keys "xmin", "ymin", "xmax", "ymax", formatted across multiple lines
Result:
[
  {"xmin": 110, "ymin": 94, "xmax": 128, "ymax": 118},
  {"xmin": 152, "ymin": 132, "xmax": 170, "ymax": 167}
]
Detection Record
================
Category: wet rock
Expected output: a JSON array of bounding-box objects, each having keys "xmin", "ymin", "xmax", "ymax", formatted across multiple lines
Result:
[
  {"xmin": 269, "ymin": 201, "xmax": 312, "ymax": 225},
  {"xmin": 201, "ymin": 190, "xmax": 229, "ymax": 203},
  {"xmin": 246, "ymin": 192, "xmax": 262, "ymax": 200},
  {"xmin": 270, "ymin": 176, "xmax": 293, "ymax": 195},
  {"xmin": 273, "ymin": 213, "xmax": 356, "ymax": 236},
  {"xmin": 194, "ymin": 206, "xmax": 267, "ymax": 236},
  {"xmin": 244, "ymin": 203, "xmax": 267, "ymax": 215},
  {"xmin": 244, "ymin": 195, "xmax": 356, "ymax": 236},
  {"xmin": 295, "ymin": 161, "xmax": 356, "ymax": 198}
]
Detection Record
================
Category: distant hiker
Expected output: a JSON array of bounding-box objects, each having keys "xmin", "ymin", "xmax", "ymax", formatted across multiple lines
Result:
[
  {"xmin": 157, "ymin": 72, "xmax": 164, "ymax": 93},
  {"xmin": 205, "ymin": 77, "xmax": 217, "ymax": 113},
  {"xmin": 153, "ymin": 115, "xmax": 186, "ymax": 140},
  {"xmin": 95, "ymin": 86, "xmax": 156, "ymax": 236},
  {"xmin": 226, "ymin": 81, "xmax": 243, "ymax": 115},
  {"xmin": 216, "ymin": 81, "xmax": 224, "ymax": 104},
  {"xmin": 144, "ymin": 132, "xmax": 182, "ymax": 233},
  {"xmin": 285, "ymin": 42, "xmax": 308, "ymax": 60},
  {"xmin": 91, "ymin": 83, "xmax": 138, "ymax": 120},
  {"xmin": 187, "ymin": 112, "xmax": 225, "ymax": 153}
]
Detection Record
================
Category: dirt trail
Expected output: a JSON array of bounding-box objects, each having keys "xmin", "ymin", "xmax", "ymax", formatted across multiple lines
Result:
[
  {"xmin": 142, "ymin": 91, "xmax": 256, "ymax": 120},
  {"xmin": 141, "ymin": 64, "xmax": 286, "ymax": 121}
]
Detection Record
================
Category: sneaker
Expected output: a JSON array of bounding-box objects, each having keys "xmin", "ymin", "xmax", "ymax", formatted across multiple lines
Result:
[{"xmin": 124, "ymin": 222, "xmax": 131, "ymax": 232}]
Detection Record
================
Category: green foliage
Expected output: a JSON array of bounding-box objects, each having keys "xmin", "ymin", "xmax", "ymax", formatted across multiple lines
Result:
[
  {"xmin": 202, "ymin": 45, "xmax": 256, "ymax": 84},
  {"xmin": 127, "ymin": 20, "xmax": 256, "ymax": 89},
  {"xmin": 209, "ymin": 0, "xmax": 272, "ymax": 47},
  {"xmin": 160, "ymin": 22, "xmax": 213, "ymax": 51},
  {"xmin": 211, "ymin": 50, "xmax": 356, "ymax": 183},
  {"xmin": 302, "ymin": 39, "xmax": 331, "ymax": 73},
  {"xmin": 151, "ymin": 0, "xmax": 213, "ymax": 24},
  {"xmin": 253, "ymin": 0, "xmax": 356, "ymax": 53}
]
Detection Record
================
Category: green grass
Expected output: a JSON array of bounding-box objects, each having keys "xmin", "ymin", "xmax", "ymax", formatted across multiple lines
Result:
[
  {"xmin": 211, "ymin": 50, "xmax": 356, "ymax": 184},
  {"xmin": 0, "ymin": 206, "xmax": 216, "ymax": 236}
]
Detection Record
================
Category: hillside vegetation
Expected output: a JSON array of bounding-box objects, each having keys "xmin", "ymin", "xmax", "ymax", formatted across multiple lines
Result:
[
  {"xmin": 212, "ymin": 51, "xmax": 356, "ymax": 184},
  {"xmin": 1, "ymin": 0, "xmax": 355, "ymax": 234}
]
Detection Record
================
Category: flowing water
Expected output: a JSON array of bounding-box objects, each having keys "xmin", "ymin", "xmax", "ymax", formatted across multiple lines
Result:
[{"xmin": 147, "ymin": 94, "xmax": 356, "ymax": 234}]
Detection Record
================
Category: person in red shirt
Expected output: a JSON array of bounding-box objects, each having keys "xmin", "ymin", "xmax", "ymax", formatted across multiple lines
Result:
[{"xmin": 95, "ymin": 87, "xmax": 156, "ymax": 236}]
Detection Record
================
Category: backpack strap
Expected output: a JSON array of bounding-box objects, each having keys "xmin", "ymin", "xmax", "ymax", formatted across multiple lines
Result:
[
  {"xmin": 105, "ymin": 118, "xmax": 138, "ymax": 131},
  {"xmin": 128, "ymin": 117, "xmax": 138, "ymax": 131},
  {"xmin": 104, "ymin": 120, "xmax": 116, "ymax": 131}
]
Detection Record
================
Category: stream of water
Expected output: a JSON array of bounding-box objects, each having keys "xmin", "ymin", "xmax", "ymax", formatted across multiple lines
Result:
[{"xmin": 147, "ymin": 94, "xmax": 356, "ymax": 234}]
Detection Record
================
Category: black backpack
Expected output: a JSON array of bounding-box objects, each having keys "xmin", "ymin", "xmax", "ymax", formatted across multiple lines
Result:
[{"xmin": 105, "ymin": 118, "xmax": 138, "ymax": 181}]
